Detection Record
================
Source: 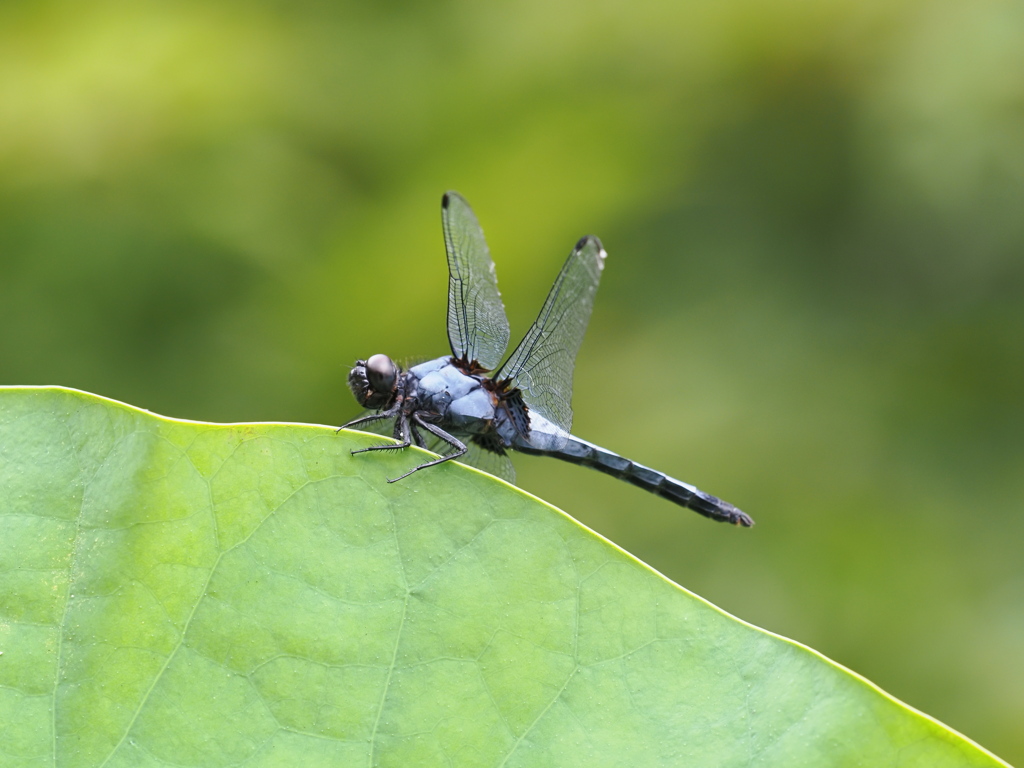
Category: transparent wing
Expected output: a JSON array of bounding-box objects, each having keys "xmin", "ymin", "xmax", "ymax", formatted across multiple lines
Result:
[
  {"xmin": 465, "ymin": 442, "xmax": 516, "ymax": 484},
  {"xmin": 443, "ymin": 191, "xmax": 510, "ymax": 371},
  {"xmin": 347, "ymin": 408, "xmax": 516, "ymax": 483},
  {"xmin": 494, "ymin": 235, "xmax": 606, "ymax": 447},
  {"xmin": 418, "ymin": 429, "xmax": 516, "ymax": 484}
]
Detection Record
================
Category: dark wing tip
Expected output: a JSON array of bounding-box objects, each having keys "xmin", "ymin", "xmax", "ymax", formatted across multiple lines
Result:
[
  {"xmin": 575, "ymin": 234, "xmax": 605, "ymax": 252},
  {"xmin": 442, "ymin": 190, "xmax": 468, "ymax": 210}
]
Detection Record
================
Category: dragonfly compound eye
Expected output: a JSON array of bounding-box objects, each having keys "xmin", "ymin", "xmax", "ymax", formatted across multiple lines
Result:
[
  {"xmin": 347, "ymin": 355, "xmax": 397, "ymax": 410},
  {"xmin": 366, "ymin": 354, "xmax": 397, "ymax": 392},
  {"xmin": 347, "ymin": 361, "xmax": 372, "ymax": 407}
]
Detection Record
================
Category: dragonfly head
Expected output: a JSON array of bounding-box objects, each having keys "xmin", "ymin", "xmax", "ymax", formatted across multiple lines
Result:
[{"xmin": 348, "ymin": 353, "xmax": 399, "ymax": 410}]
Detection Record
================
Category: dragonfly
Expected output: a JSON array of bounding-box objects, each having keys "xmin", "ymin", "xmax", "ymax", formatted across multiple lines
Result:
[{"xmin": 340, "ymin": 191, "xmax": 752, "ymax": 526}]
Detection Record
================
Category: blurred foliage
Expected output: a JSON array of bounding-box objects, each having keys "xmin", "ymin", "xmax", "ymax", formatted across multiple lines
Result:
[{"xmin": 1, "ymin": 0, "xmax": 1022, "ymax": 762}]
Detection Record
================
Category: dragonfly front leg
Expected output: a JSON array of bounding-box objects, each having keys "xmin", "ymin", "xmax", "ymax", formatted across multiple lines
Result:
[
  {"xmin": 337, "ymin": 404, "xmax": 400, "ymax": 434},
  {"xmin": 387, "ymin": 413, "xmax": 467, "ymax": 483},
  {"xmin": 350, "ymin": 411, "xmax": 413, "ymax": 455}
]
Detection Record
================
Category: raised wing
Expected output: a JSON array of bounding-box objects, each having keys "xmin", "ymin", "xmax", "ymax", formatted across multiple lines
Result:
[
  {"xmin": 442, "ymin": 191, "xmax": 510, "ymax": 372},
  {"xmin": 494, "ymin": 235, "xmax": 606, "ymax": 447}
]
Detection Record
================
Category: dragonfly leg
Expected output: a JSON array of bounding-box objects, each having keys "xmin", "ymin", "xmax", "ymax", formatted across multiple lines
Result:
[
  {"xmin": 350, "ymin": 411, "xmax": 412, "ymax": 454},
  {"xmin": 387, "ymin": 414, "xmax": 467, "ymax": 483},
  {"xmin": 336, "ymin": 406, "xmax": 398, "ymax": 434},
  {"xmin": 410, "ymin": 423, "xmax": 428, "ymax": 448}
]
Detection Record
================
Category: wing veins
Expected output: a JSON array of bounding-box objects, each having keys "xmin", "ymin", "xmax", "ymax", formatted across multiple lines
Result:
[
  {"xmin": 495, "ymin": 236, "xmax": 606, "ymax": 442},
  {"xmin": 443, "ymin": 192, "xmax": 510, "ymax": 370}
]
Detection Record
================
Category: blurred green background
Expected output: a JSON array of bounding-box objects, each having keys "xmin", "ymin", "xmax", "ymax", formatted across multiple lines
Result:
[{"xmin": 2, "ymin": 0, "xmax": 1022, "ymax": 762}]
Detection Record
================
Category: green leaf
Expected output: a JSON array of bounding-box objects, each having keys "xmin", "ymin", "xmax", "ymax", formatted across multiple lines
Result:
[{"xmin": 0, "ymin": 387, "xmax": 1008, "ymax": 767}]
